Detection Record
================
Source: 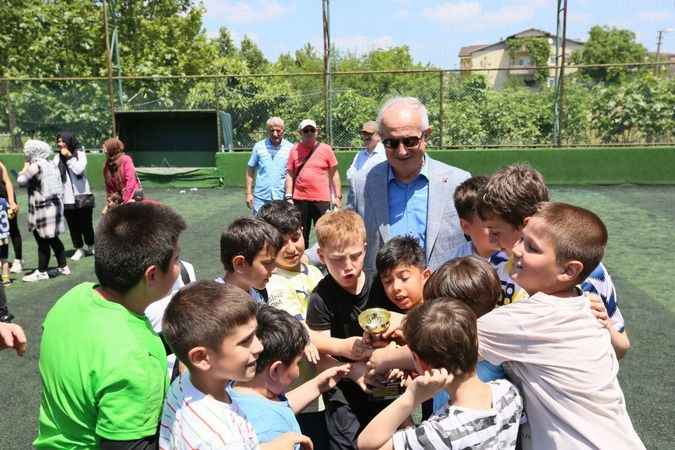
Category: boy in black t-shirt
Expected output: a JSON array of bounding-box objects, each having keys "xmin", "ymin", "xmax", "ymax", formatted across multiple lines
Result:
[{"xmin": 306, "ymin": 209, "xmax": 393, "ymax": 450}]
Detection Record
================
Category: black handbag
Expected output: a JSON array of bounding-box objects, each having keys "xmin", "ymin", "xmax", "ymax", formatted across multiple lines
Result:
[{"xmin": 73, "ymin": 193, "xmax": 95, "ymax": 209}]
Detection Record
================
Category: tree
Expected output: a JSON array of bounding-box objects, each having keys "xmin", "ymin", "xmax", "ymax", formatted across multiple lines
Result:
[
  {"xmin": 215, "ymin": 27, "xmax": 236, "ymax": 57},
  {"xmin": 572, "ymin": 26, "xmax": 647, "ymax": 84},
  {"xmin": 240, "ymin": 36, "xmax": 268, "ymax": 72}
]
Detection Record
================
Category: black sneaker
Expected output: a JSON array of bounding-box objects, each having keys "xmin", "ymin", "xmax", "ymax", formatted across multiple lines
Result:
[{"xmin": 0, "ymin": 312, "xmax": 15, "ymax": 323}]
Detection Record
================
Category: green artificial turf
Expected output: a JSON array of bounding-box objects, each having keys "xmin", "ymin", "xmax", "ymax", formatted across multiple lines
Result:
[{"xmin": 0, "ymin": 186, "xmax": 673, "ymax": 449}]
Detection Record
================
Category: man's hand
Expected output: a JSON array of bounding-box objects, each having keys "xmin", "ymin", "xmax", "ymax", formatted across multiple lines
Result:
[
  {"xmin": 341, "ymin": 336, "xmax": 373, "ymax": 361},
  {"xmin": 246, "ymin": 192, "xmax": 253, "ymax": 210},
  {"xmin": 304, "ymin": 342, "xmax": 320, "ymax": 365},
  {"xmin": 264, "ymin": 432, "xmax": 313, "ymax": 450},
  {"xmin": 316, "ymin": 364, "xmax": 350, "ymax": 393},
  {"xmin": 0, "ymin": 323, "xmax": 27, "ymax": 356},
  {"xmin": 588, "ymin": 294, "xmax": 610, "ymax": 329},
  {"xmin": 60, "ymin": 147, "xmax": 72, "ymax": 158},
  {"xmin": 406, "ymin": 368, "xmax": 454, "ymax": 404}
]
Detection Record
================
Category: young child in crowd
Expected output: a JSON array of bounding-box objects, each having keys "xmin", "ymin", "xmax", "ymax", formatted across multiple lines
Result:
[
  {"xmin": 232, "ymin": 304, "xmax": 350, "ymax": 445},
  {"xmin": 358, "ymin": 299, "xmax": 523, "ymax": 450},
  {"xmin": 218, "ymin": 217, "xmax": 283, "ymax": 303},
  {"xmin": 257, "ymin": 200, "xmax": 328, "ymax": 445},
  {"xmin": 35, "ymin": 202, "xmax": 186, "ymax": 449},
  {"xmin": 306, "ymin": 209, "xmax": 394, "ymax": 450},
  {"xmin": 477, "ymin": 202, "xmax": 644, "ymax": 449},
  {"xmin": 160, "ymin": 281, "xmax": 312, "ymax": 450},
  {"xmin": 477, "ymin": 163, "xmax": 630, "ymax": 358},
  {"xmin": 448, "ymin": 175, "xmax": 499, "ymax": 260}
]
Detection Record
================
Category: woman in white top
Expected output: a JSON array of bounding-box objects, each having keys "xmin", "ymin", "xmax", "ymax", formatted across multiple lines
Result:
[{"xmin": 54, "ymin": 132, "xmax": 95, "ymax": 261}]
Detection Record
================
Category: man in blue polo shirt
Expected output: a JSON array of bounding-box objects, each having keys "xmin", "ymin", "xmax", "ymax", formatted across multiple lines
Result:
[{"xmin": 246, "ymin": 117, "xmax": 293, "ymax": 214}]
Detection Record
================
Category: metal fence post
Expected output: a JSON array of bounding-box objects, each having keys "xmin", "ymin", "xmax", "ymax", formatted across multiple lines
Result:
[
  {"xmin": 102, "ymin": 0, "xmax": 116, "ymax": 136},
  {"xmin": 439, "ymin": 70, "xmax": 445, "ymax": 149}
]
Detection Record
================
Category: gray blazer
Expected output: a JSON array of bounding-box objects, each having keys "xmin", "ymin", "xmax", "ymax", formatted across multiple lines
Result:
[{"xmin": 350, "ymin": 157, "xmax": 471, "ymax": 273}]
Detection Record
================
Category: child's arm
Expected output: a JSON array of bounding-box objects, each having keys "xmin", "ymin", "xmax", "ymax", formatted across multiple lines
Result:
[
  {"xmin": 366, "ymin": 345, "xmax": 415, "ymax": 385},
  {"xmin": 357, "ymin": 369, "xmax": 453, "ymax": 450},
  {"xmin": 588, "ymin": 294, "xmax": 630, "ymax": 359},
  {"xmin": 260, "ymin": 432, "xmax": 313, "ymax": 450},
  {"xmin": 286, "ymin": 363, "xmax": 350, "ymax": 414},
  {"xmin": 308, "ymin": 328, "xmax": 373, "ymax": 361}
]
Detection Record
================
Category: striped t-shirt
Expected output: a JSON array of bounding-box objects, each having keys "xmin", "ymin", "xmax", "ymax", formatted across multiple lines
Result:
[
  {"xmin": 159, "ymin": 372, "xmax": 259, "ymax": 450},
  {"xmin": 392, "ymin": 379, "xmax": 522, "ymax": 450}
]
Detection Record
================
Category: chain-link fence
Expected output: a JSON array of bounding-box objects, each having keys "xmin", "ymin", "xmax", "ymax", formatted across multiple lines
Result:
[{"xmin": 1, "ymin": 62, "xmax": 673, "ymax": 154}]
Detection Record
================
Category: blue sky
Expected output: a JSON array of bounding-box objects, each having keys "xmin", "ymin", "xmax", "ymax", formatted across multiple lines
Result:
[{"xmin": 201, "ymin": 0, "xmax": 675, "ymax": 68}]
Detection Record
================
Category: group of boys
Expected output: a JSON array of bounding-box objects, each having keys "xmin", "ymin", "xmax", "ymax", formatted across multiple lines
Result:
[{"xmin": 32, "ymin": 162, "xmax": 644, "ymax": 450}]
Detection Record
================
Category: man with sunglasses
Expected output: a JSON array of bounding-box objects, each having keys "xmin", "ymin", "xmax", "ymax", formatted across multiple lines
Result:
[
  {"xmin": 246, "ymin": 117, "xmax": 293, "ymax": 214},
  {"xmin": 346, "ymin": 121, "xmax": 386, "ymax": 207},
  {"xmin": 285, "ymin": 119, "xmax": 341, "ymax": 244},
  {"xmin": 349, "ymin": 97, "xmax": 471, "ymax": 273}
]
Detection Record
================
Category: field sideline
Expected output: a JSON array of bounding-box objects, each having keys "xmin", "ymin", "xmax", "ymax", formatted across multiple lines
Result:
[{"xmin": 0, "ymin": 186, "xmax": 673, "ymax": 449}]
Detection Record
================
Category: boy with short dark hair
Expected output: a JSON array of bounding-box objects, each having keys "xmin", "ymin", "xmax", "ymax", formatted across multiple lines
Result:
[
  {"xmin": 218, "ymin": 217, "xmax": 283, "ymax": 303},
  {"xmin": 307, "ymin": 209, "xmax": 393, "ymax": 450},
  {"xmin": 358, "ymin": 299, "xmax": 523, "ymax": 450},
  {"xmin": 232, "ymin": 304, "xmax": 350, "ymax": 445},
  {"xmin": 35, "ymin": 202, "xmax": 186, "ymax": 449},
  {"xmin": 477, "ymin": 164, "xmax": 630, "ymax": 358},
  {"xmin": 160, "ymin": 281, "xmax": 311, "ymax": 450},
  {"xmin": 477, "ymin": 202, "xmax": 644, "ymax": 450},
  {"xmin": 375, "ymin": 235, "xmax": 431, "ymax": 312},
  {"xmin": 449, "ymin": 175, "xmax": 499, "ymax": 259}
]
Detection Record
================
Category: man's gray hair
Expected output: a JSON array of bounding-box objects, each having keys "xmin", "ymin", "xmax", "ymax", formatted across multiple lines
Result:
[
  {"xmin": 266, "ymin": 116, "xmax": 285, "ymax": 128},
  {"xmin": 376, "ymin": 97, "xmax": 429, "ymax": 133}
]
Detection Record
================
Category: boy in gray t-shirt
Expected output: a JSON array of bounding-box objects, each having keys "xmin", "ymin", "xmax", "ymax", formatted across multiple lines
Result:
[{"xmin": 358, "ymin": 299, "xmax": 523, "ymax": 450}]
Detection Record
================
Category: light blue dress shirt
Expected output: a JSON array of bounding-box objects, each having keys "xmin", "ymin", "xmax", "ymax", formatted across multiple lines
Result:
[
  {"xmin": 387, "ymin": 157, "xmax": 430, "ymax": 252},
  {"xmin": 248, "ymin": 138, "xmax": 293, "ymax": 210}
]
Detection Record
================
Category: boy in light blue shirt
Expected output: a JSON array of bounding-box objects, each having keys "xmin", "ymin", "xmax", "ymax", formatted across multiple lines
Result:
[
  {"xmin": 246, "ymin": 117, "xmax": 293, "ymax": 214},
  {"xmin": 232, "ymin": 304, "xmax": 350, "ymax": 445}
]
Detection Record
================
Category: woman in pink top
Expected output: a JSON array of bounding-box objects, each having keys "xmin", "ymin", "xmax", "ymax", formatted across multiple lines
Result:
[{"xmin": 101, "ymin": 138, "xmax": 143, "ymax": 214}]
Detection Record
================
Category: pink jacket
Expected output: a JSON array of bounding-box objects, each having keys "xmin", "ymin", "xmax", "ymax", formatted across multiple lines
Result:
[{"xmin": 104, "ymin": 154, "xmax": 141, "ymax": 203}]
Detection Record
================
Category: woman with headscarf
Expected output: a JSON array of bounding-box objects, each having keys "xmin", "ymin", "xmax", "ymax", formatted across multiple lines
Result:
[
  {"xmin": 17, "ymin": 139, "xmax": 69, "ymax": 282},
  {"xmin": 102, "ymin": 137, "xmax": 142, "ymax": 214},
  {"xmin": 53, "ymin": 132, "xmax": 95, "ymax": 261}
]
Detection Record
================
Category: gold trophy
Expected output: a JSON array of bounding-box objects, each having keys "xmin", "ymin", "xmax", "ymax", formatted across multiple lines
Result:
[{"xmin": 358, "ymin": 308, "xmax": 401, "ymax": 400}]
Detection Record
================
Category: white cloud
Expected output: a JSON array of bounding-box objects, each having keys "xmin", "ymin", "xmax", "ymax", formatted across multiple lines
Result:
[
  {"xmin": 568, "ymin": 12, "xmax": 592, "ymax": 26},
  {"xmin": 334, "ymin": 35, "xmax": 394, "ymax": 54},
  {"xmin": 637, "ymin": 10, "xmax": 673, "ymax": 22},
  {"xmin": 421, "ymin": 0, "xmax": 547, "ymax": 29},
  {"xmin": 203, "ymin": 0, "xmax": 291, "ymax": 25}
]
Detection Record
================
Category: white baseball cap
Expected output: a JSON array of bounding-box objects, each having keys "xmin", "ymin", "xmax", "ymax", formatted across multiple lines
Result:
[{"xmin": 298, "ymin": 119, "xmax": 317, "ymax": 131}]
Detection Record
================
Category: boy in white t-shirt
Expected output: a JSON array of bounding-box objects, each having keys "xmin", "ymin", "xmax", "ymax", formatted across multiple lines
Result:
[
  {"xmin": 359, "ymin": 299, "xmax": 523, "ymax": 450},
  {"xmin": 477, "ymin": 164, "xmax": 630, "ymax": 357},
  {"xmin": 477, "ymin": 202, "xmax": 644, "ymax": 450},
  {"xmin": 160, "ymin": 280, "xmax": 311, "ymax": 450}
]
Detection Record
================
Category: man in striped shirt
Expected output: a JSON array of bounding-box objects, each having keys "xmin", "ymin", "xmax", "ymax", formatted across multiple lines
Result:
[{"xmin": 358, "ymin": 300, "xmax": 522, "ymax": 450}]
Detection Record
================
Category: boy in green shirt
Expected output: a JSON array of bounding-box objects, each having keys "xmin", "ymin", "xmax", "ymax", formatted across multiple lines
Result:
[{"xmin": 34, "ymin": 202, "xmax": 186, "ymax": 449}]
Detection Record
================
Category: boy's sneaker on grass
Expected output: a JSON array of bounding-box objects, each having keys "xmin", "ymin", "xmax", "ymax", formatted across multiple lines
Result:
[
  {"xmin": 9, "ymin": 260, "xmax": 23, "ymax": 273},
  {"xmin": 0, "ymin": 311, "xmax": 14, "ymax": 323},
  {"xmin": 2, "ymin": 274, "xmax": 12, "ymax": 286},
  {"xmin": 59, "ymin": 266, "xmax": 71, "ymax": 276},
  {"xmin": 23, "ymin": 270, "xmax": 49, "ymax": 282},
  {"xmin": 70, "ymin": 248, "xmax": 86, "ymax": 261},
  {"xmin": 85, "ymin": 244, "xmax": 95, "ymax": 256}
]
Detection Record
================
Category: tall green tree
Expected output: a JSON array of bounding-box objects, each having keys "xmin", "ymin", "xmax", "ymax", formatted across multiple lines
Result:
[{"xmin": 572, "ymin": 26, "xmax": 647, "ymax": 84}]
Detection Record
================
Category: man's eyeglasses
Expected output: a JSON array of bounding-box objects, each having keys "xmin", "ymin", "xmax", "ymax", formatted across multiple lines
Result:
[
  {"xmin": 302, "ymin": 127, "xmax": 317, "ymax": 134},
  {"xmin": 382, "ymin": 135, "xmax": 423, "ymax": 149},
  {"xmin": 360, "ymin": 132, "xmax": 374, "ymax": 140}
]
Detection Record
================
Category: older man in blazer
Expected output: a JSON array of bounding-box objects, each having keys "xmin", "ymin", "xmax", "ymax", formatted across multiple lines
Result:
[{"xmin": 350, "ymin": 97, "xmax": 470, "ymax": 272}]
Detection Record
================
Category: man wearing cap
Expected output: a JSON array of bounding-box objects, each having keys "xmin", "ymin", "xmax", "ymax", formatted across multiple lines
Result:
[
  {"xmin": 245, "ymin": 117, "xmax": 294, "ymax": 214},
  {"xmin": 285, "ymin": 119, "xmax": 341, "ymax": 244},
  {"xmin": 346, "ymin": 121, "xmax": 386, "ymax": 207}
]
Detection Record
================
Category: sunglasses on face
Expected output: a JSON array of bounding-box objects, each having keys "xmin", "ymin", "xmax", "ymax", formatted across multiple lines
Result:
[
  {"xmin": 360, "ymin": 132, "xmax": 374, "ymax": 140},
  {"xmin": 302, "ymin": 127, "xmax": 316, "ymax": 134},
  {"xmin": 382, "ymin": 135, "xmax": 423, "ymax": 150}
]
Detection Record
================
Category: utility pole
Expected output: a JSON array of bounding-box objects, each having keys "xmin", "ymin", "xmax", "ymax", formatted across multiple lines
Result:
[
  {"xmin": 322, "ymin": 0, "xmax": 332, "ymax": 146},
  {"xmin": 553, "ymin": 0, "xmax": 568, "ymax": 147},
  {"xmin": 655, "ymin": 29, "xmax": 674, "ymax": 75},
  {"xmin": 102, "ymin": 0, "xmax": 116, "ymax": 135}
]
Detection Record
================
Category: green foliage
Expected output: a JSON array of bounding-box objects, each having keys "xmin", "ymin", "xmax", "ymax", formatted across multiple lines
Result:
[
  {"xmin": 572, "ymin": 26, "xmax": 647, "ymax": 84},
  {"xmin": 506, "ymin": 37, "xmax": 551, "ymax": 83}
]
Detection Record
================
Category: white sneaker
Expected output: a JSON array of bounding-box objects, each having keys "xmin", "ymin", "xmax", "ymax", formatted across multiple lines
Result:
[
  {"xmin": 9, "ymin": 260, "xmax": 23, "ymax": 273},
  {"xmin": 85, "ymin": 245, "xmax": 95, "ymax": 256},
  {"xmin": 59, "ymin": 266, "xmax": 71, "ymax": 276},
  {"xmin": 71, "ymin": 249, "xmax": 85, "ymax": 261},
  {"xmin": 23, "ymin": 270, "xmax": 49, "ymax": 282}
]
